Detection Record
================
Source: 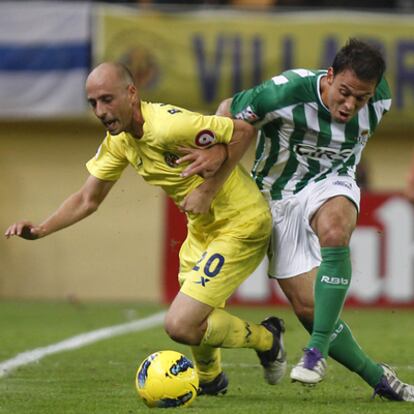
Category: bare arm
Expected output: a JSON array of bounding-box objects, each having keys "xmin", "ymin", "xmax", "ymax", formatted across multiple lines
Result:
[
  {"xmin": 216, "ymin": 98, "xmax": 233, "ymax": 117},
  {"xmin": 5, "ymin": 175, "xmax": 115, "ymax": 240}
]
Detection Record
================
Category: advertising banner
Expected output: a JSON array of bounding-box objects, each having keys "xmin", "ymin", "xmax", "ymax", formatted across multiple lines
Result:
[
  {"xmin": 0, "ymin": 2, "xmax": 90, "ymax": 118},
  {"xmin": 163, "ymin": 193, "xmax": 414, "ymax": 306},
  {"xmin": 95, "ymin": 8, "xmax": 414, "ymax": 128}
]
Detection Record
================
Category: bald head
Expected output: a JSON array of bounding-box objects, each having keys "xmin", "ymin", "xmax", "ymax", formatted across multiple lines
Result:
[
  {"xmin": 86, "ymin": 62, "xmax": 141, "ymax": 137},
  {"xmin": 87, "ymin": 62, "xmax": 135, "ymax": 90}
]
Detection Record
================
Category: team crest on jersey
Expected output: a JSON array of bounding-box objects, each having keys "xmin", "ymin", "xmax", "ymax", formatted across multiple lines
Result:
[
  {"xmin": 164, "ymin": 152, "xmax": 179, "ymax": 168},
  {"xmin": 195, "ymin": 130, "xmax": 215, "ymax": 147},
  {"xmin": 235, "ymin": 106, "xmax": 259, "ymax": 123}
]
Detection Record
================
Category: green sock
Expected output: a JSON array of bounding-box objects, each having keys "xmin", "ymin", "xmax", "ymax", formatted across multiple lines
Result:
[
  {"xmin": 302, "ymin": 318, "xmax": 383, "ymax": 387},
  {"xmin": 328, "ymin": 320, "xmax": 384, "ymax": 387},
  {"xmin": 308, "ymin": 246, "xmax": 351, "ymax": 357}
]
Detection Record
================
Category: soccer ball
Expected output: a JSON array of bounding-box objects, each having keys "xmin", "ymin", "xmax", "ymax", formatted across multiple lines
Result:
[{"xmin": 135, "ymin": 350, "xmax": 199, "ymax": 408}]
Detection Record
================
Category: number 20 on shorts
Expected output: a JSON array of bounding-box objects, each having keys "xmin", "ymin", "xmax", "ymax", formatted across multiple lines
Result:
[{"xmin": 193, "ymin": 252, "xmax": 225, "ymax": 277}]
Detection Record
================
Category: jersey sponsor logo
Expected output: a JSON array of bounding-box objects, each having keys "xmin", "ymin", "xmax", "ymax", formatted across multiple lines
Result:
[
  {"xmin": 195, "ymin": 129, "xmax": 215, "ymax": 147},
  {"xmin": 294, "ymin": 143, "xmax": 353, "ymax": 161},
  {"xmin": 320, "ymin": 275, "xmax": 349, "ymax": 286},
  {"xmin": 164, "ymin": 152, "xmax": 179, "ymax": 168},
  {"xmin": 234, "ymin": 105, "xmax": 259, "ymax": 123},
  {"xmin": 333, "ymin": 180, "xmax": 352, "ymax": 190}
]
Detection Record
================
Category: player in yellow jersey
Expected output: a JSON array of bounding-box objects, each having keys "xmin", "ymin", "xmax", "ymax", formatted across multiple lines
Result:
[{"xmin": 5, "ymin": 62, "xmax": 286, "ymax": 395}]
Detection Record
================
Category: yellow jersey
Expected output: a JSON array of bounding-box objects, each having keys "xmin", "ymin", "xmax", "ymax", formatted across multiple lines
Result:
[{"xmin": 86, "ymin": 101, "xmax": 269, "ymax": 232}]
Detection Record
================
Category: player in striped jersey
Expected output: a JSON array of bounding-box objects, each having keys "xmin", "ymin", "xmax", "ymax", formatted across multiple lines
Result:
[{"xmin": 181, "ymin": 39, "xmax": 414, "ymax": 401}]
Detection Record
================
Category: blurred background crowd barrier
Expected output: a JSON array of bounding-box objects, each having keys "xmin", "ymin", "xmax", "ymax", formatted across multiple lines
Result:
[
  {"xmin": 1, "ymin": 1, "xmax": 413, "ymax": 306},
  {"xmin": 1, "ymin": 2, "xmax": 414, "ymax": 124}
]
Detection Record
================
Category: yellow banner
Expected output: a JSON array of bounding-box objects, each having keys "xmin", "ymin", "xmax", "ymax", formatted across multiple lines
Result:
[{"xmin": 94, "ymin": 8, "xmax": 414, "ymax": 128}]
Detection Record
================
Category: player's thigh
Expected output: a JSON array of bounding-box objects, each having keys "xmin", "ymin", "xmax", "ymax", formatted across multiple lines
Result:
[
  {"xmin": 311, "ymin": 196, "xmax": 358, "ymax": 245},
  {"xmin": 305, "ymin": 176, "xmax": 360, "ymax": 245},
  {"xmin": 268, "ymin": 197, "xmax": 321, "ymax": 279},
  {"xmin": 178, "ymin": 229, "xmax": 205, "ymax": 286},
  {"xmin": 180, "ymin": 229, "xmax": 269, "ymax": 308}
]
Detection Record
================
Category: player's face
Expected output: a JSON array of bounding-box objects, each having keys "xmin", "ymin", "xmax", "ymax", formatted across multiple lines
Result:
[
  {"xmin": 322, "ymin": 68, "xmax": 376, "ymax": 123},
  {"xmin": 86, "ymin": 75, "xmax": 136, "ymax": 135}
]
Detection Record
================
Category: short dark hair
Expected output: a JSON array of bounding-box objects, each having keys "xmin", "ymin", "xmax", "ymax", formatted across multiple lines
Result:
[{"xmin": 332, "ymin": 38, "xmax": 386, "ymax": 85}]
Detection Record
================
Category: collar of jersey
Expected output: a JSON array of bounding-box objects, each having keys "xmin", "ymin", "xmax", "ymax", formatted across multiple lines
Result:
[{"xmin": 316, "ymin": 70, "xmax": 330, "ymax": 114}]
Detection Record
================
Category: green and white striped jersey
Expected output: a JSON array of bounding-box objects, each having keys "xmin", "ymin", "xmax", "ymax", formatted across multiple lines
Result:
[{"xmin": 231, "ymin": 69, "xmax": 392, "ymax": 201}]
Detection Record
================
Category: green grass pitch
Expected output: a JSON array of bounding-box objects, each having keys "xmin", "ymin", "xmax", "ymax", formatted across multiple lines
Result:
[{"xmin": 0, "ymin": 301, "xmax": 413, "ymax": 413}]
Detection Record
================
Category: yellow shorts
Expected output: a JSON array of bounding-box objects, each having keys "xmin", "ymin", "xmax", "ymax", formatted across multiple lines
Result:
[{"xmin": 178, "ymin": 211, "xmax": 271, "ymax": 308}]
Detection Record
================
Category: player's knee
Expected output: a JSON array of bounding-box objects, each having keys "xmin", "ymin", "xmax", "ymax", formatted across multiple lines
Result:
[
  {"xmin": 164, "ymin": 313, "xmax": 202, "ymax": 345},
  {"xmin": 164, "ymin": 312, "xmax": 186, "ymax": 342},
  {"xmin": 319, "ymin": 226, "xmax": 350, "ymax": 247}
]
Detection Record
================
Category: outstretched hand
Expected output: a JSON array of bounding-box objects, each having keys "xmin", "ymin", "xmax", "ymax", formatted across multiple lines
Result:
[
  {"xmin": 5, "ymin": 221, "xmax": 41, "ymax": 240},
  {"xmin": 177, "ymin": 145, "xmax": 227, "ymax": 178}
]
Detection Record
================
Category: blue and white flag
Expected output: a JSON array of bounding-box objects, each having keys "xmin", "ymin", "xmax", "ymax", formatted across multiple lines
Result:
[{"xmin": 0, "ymin": 2, "xmax": 90, "ymax": 118}]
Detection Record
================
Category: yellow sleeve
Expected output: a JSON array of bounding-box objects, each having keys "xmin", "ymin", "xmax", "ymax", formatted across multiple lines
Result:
[
  {"xmin": 86, "ymin": 134, "xmax": 129, "ymax": 181},
  {"xmin": 161, "ymin": 106, "xmax": 234, "ymax": 148}
]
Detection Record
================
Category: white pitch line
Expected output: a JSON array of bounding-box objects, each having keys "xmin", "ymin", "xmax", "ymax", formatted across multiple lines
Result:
[{"xmin": 0, "ymin": 310, "xmax": 166, "ymax": 378}]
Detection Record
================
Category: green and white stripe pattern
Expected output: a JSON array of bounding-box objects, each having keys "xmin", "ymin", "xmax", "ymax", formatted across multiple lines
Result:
[{"xmin": 231, "ymin": 69, "xmax": 391, "ymax": 201}]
